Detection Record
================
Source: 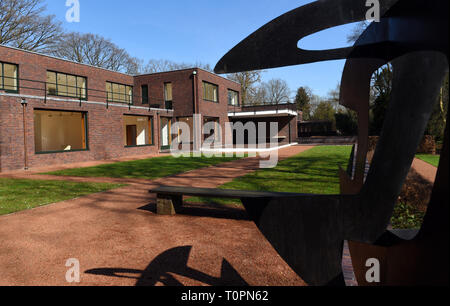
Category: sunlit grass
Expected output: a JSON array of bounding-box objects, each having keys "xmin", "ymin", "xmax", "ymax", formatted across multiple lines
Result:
[
  {"xmin": 44, "ymin": 154, "xmax": 244, "ymax": 180},
  {"xmin": 0, "ymin": 178, "xmax": 123, "ymax": 216},
  {"xmin": 187, "ymin": 146, "xmax": 352, "ymax": 206},
  {"xmin": 416, "ymin": 154, "xmax": 440, "ymax": 167}
]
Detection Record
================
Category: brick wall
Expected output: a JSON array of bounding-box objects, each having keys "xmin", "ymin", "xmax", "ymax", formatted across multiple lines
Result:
[
  {"xmin": 0, "ymin": 95, "xmax": 166, "ymax": 172},
  {"xmin": 0, "ymin": 45, "xmax": 134, "ymax": 101},
  {"xmin": 0, "ymin": 45, "xmax": 171, "ymax": 172},
  {"xmin": 135, "ymin": 68, "xmax": 241, "ymax": 143}
]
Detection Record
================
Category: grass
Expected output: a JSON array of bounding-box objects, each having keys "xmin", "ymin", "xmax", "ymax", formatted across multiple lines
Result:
[
  {"xmin": 43, "ymin": 154, "xmax": 244, "ymax": 180},
  {"xmin": 183, "ymin": 146, "xmax": 426, "ymax": 230},
  {"xmin": 416, "ymin": 154, "xmax": 440, "ymax": 167},
  {"xmin": 0, "ymin": 178, "xmax": 123, "ymax": 216},
  {"xmin": 187, "ymin": 146, "xmax": 353, "ymax": 206}
]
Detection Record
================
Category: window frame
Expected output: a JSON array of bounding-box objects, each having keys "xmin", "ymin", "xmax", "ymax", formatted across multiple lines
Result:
[
  {"xmin": 176, "ymin": 116, "xmax": 194, "ymax": 144},
  {"xmin": 141, "ymin": 84, "xmax": 149, "ymax": 105},
  {"xmin": 106, "ymin": 81, "xmax": 134, "ymax": 105},
  {"xmin": 46, "ymin": 70, "xmax": 87, "ymax": 100},
  {"xmin": 227, "ymin": 89, "xmax": 240, "ymax": 106},
  {"xmin": 203, "ymin": 81, "xmax": 219, "ymax": 103},
  {"xmin": 123, "ymin": 114, "xmax": 155, "ymax": 148},
  {"xmin": 203, "ymin": 116, "xmax": 221, "ymax": 142},
  {"xmin": 0, "ymin": 61, "xmax": 19, "ymax": 93},
  {"xmin": 34, "ymin": 108, "xmax": 89, "ymax": 155},
  {"xmin": 164, "ymin": 82, "xmax": 173, "ymax": 110}
]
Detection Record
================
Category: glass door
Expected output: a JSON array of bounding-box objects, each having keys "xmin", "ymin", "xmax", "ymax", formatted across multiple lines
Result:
[{"xmin": 160, "ymin": 117, "xmax": 172, "ymax": 150}]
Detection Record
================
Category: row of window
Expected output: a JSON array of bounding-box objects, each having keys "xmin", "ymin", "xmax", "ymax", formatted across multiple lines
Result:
[
  {"xmin": 203, "ymin": 81, "xmax": 240, "ymax": 106},
  {"xmin": 46, "ymin": 71, "xmax": 87, "ymax": 99},
  {"xmin": 33, "ymin": 109, "xmax": 222, "ymax": 154},
  {"xmin": 141, "ymin": 82, "xmax": 239, "ymax": 106},
  {"xmin": 1, "ymin": 61, "xmax": 240, "ymax": 106},
  {"xmin": 0, "ymin": 61, "xmax": 134, "ymax": 104},
  {"xmin": 34, "ymin": 110, "xmax": 155, "ymax": 154}
]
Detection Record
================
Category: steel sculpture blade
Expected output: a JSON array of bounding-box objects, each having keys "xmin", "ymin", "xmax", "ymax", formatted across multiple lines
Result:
[{"xmin": 216, "ymin": 0, "xmax": 449, "ymax": 285}]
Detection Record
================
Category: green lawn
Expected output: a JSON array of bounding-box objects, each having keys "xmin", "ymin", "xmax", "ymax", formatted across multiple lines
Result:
[
  {"xmin": 184, "ymin": 146, "xmax": 424, "ymax": 230},
  {"xmin": 0, "ymin": 178, "xmax": 123, "ymax": 216},
  {"xmin": 416, "ymin": 154, "xmax": 440, "ymax": 167},
  {"xmin": 187, "ymin": 146, "xmax": 353, "ymax": 206},
  {"xmin": 43, "ymin": 154, "xmax": 244, "ymax": 180}
]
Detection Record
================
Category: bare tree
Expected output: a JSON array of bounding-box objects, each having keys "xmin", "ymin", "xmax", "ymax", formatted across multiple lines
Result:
[
  {"xmin": 140, "ymin": 59, "xmax": 188, "ymax": 73},
  {"xmin": 0, "ymin": 0, "xmax": 63, "ymax": 52},
  {"xmin": 347, "ymin": 21, "xmax": 369, "ymax": 44},
  {"xmin": 249, "ymin": 85, "xmax": 268, "ymax": 105},
  {"xmin": 227, "ymin": 71, "xmax": 263, "ymax": 106},
  {"xmin": 264, "ymin": 79, "xmax": 291, "ymax": 105},
  {"xmin": 326, "ymin": 83, "xmax": 345, "ymax": 111},
  {"xmin": 134, "ymin": 59, "xmax": 212, "ymax": 75},
  {"xmin": 50, "ymin": 32, "xmax": 138, "ymax": 73}
]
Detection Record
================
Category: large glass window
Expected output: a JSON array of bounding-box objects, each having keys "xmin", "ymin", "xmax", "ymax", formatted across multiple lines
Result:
[
  {"xmin": 203, "ymin": 117, "xmax": 221, "ymax": 142},
  {"xmin": 203, "ymin": 82, "xmax": 218, "ymax": 103},
  {"xmin": 34, "ymin": 110, "xmax": 88, "ymax": 153},
  {"xmin": 0, "ymin": 62, "xmax": 18, "ymax": 92},
  {"xmin": 123, "ymin": 115, "xmax": 154, "ymax": 147},
  {"xmin": 46, "ymin": 71, "xmax": 86, "ymax": 99},
  {"xmin": 177, "ymin": 117, "xmax": 194, "ymax": 143},
  {"xmin": 228, "ymin": 89, "xmax": 239, "ymax": 106},
  {"xmin": 106, "ymin": 82, "xmax": 133, "ymax": 104}
]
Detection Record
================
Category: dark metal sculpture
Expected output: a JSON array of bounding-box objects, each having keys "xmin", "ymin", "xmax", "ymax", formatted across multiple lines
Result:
[{"xmin": 215, "ymin": 0, "xmax": 448, "ymax": 286}]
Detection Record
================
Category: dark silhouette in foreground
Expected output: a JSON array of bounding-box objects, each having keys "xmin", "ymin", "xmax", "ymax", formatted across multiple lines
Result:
[{"xmin": 86, "ymin": 246, "xmax": 248, "ymax": 286}]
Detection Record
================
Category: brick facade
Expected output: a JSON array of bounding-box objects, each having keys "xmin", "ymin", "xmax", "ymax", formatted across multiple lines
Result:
[
  {"xmin": 0, "ymin": 45, "xmax": 298, "ymax": 172},
  {"xmin": 0, "ymin": 45, "xmax": 166, "ymax": 172}
]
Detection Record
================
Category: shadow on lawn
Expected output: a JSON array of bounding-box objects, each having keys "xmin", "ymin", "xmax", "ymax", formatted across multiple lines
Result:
[{"xmin": 85, "ymin": 246, "xmax": 248, "ymax": 286}]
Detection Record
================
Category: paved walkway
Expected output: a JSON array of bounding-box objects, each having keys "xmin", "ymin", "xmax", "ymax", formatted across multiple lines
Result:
[
  {"xmin": 412, "ymin": 158, "xmax": 438, "ymax": 183},
  {"xmin": 3, "ymin": 145, "xmax": 340, "ymax": 286}
]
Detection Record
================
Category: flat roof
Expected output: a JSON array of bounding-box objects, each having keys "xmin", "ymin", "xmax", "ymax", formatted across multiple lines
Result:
[
  {"xmin": 0, "ymin": 44, "xmax": 133, "ymax": 77},
  {"xmin": 228, "ymin": 109, "xmax": 298, "ymax": 118},
  {"xmin": 0, "ymin": 44, "xmax": 241, "ymax": 86},
  {"xmin": 135, "ymin": 67, "xmax": 241, "ymax": 86}
]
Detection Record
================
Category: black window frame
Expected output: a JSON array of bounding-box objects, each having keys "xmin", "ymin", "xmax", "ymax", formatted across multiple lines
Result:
[
  {"xmin": 0, "ymin": 61, "xmax": 19, "ymax": 93},
  {"xmin": 141, "ymin": 84, "xmax": 149, "ymax": 105},
  {"xmin": 46, "ymin": 70, "xmax": 87, "ymax": 100},
  {"xmin": 34, "ymin": 108, "xmax": 89, "ymax": 155},
  {"xmin": 106, "ymin": 81, "xmax": 134, "ymax": 105},
  {"xmin": 164, "ymin": 82, "xmax": 173, "ymax": 110},
  {"xmin": 227, "ymin": 89, "xmax": 240, "ymax": 106},
  {"xmin": 203, "ymin": 81, "xmax": 219, "ymax": 103},
  {"xmin": 123, "ymin": 114, "xmax": 155, "ymax": 148}
]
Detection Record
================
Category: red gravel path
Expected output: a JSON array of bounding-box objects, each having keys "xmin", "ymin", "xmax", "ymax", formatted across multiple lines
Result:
[
  {"xmin": 412, "ymin": 158, "xmax": 438, "ymax": 183},
  {"xmin": 1, "ymin": 146, "xmax": 333, "ymax": 286}
]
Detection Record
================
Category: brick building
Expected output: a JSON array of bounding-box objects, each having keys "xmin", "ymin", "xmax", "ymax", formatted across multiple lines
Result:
[{"xmin": 0, "ymin": 45, "xmax": 297, "ymax": 172}]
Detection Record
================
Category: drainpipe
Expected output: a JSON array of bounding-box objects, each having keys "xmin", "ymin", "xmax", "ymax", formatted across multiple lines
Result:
[
  {"xmin": 193, "ymin": 70, "xmax": 198, "ymax": 114},
  {"xmin": 21, "ymin": 98, "xmax": 29, "ymax": 170}
]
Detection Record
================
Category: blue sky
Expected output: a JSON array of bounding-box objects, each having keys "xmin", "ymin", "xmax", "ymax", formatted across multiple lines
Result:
[{"xmin": 43, "ymin": 0, "xmax": 358, "ymax": 98}]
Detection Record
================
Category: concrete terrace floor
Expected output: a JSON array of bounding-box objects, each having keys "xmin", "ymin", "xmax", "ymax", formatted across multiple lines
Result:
[{"xmin": 0, "ymin": 145, "xmax": 364, "ymax": 286}]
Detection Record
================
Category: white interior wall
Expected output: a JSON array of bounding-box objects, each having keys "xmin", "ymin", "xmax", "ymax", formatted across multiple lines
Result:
[
  {"xmin": 34, "ymin": 110, "xmax": 84, "ymax": 152},
  {"xmin": 123, "ymin": 116, "xmax": 149, "ymax": 146}
]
